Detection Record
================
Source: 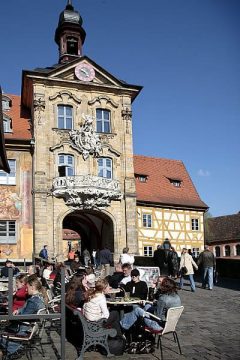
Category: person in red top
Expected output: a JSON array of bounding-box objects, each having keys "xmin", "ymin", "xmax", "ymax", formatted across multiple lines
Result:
[{"xmin": 13, "ymin": 274, "xmax": 28, "ymax": 311}]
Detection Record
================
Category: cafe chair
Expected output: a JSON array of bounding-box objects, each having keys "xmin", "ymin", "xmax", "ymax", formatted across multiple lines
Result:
[
  {"xmin": 1, "ymin": 308, "xmax": 47, "ymax": 360},
  {"xmin": 143, "ymin": 306, "xmax": 184, "ymax": 359}
]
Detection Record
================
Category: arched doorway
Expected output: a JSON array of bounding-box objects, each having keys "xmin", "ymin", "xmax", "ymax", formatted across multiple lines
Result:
[{"xmin": 62, "ymin": 210, "xmax": 114, "ymax": 255}]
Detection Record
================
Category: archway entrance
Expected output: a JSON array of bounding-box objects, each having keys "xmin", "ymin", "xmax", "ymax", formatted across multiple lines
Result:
[{"xmin": 62, "ymin": 210, "xmax": 114, "ymax": 255}]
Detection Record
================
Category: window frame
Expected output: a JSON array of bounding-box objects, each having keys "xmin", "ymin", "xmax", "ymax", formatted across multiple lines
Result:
[
  {"xmin": 0, "ymin": 220, "xmax": 16, "ymax": 244},
  {"xmin": 191, "ymin": 218, "xmax": 199, "ymax": 231},
  {"xmin": 215, "ymin": 246, "xmax": 221, "ymax": 257},
  {"xmin": 58, "ymin": 154, "xmax": 75, "ymax": 177},
  {"xmin": 0, "ymin": 159, "xmax": 16, "ymax": 185},
  {"xmin": 97, "ymin": 157, "xmax": 113, "ymax": 179},
  {"xmin": 57, "ymin": 105, "xmax": 73, "ymax": 130},
  {"xmin": 143, "ymin": 246, "xmax": 153, "ymax": 257},
  {"xmin": 96, "ymin": 108, "xmax": 111, "ymax": 133},
  {"xmin": 224, "ymin": 245, "xmax": 230, "ymax": 257},
  {"xmin": 142, "ymin": 214, "xmax": 152, "ymax": 228},
  {"xmin": 3, "ymin": 116, "xmax": 12, "ymax": 133}
]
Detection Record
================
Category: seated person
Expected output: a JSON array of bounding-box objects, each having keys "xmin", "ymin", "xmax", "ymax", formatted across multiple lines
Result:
[
  {"xmin": 123, "ymin": 269, "xmax": 148, "ymax": 300},
  {"xmin": 83, "ymin": 278, "xmax": 122, "ymax": 336},
  {"xmin": 70, "ymin": 255, "xmax": 83, "ymax": 273},
  {"xmin": 108, "ymin": 263, "xmax": 124, "ymax": 289},
  {"xmin": 119, "ymin": 263, "xmax": 132, "ymax": 286},
  {"xmin": 42, "ymin": 263, "xmax": 53, "ymax": 280},
  {"xmin": 0, "ymin": 275, "xmax": 47, "ymax": 357},
  {"xmin": 120, "ymin": 277, "xmax": 181, "ymax": 331},
  {"xmin": 66, "ymin": 272, "xmax": 88, "ymax": 308},
  {"xmin": 1, "ymin": 260, "xmax": 19, "ymax": 277},
  {"xmin": 13, "ymin": 274, "xmax": 28, "ymax": 311}
]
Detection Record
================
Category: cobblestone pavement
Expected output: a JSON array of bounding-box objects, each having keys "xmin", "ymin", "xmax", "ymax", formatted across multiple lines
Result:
[{"xmin": 7, "ymin": 278, "xmax": 240, "ymax": 360}]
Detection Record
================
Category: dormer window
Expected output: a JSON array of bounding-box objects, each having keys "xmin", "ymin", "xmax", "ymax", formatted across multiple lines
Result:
[
  {"xmin": 3, "ymin": 116, "xmax": 12, "ymax": 133},
  {"xmin": 2, "ymin": 95, "xmax": 12, "ymax": 111},
  {"xmin": 135, "ymin": 174, "xmax": 148, "ymax": 183},
  {"xmin": 169, "ymin": 178, "xmax": 182, "ymax": 187}
]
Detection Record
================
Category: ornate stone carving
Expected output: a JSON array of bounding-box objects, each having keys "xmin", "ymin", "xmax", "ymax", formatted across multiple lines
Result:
[
  {"xmin": 49, "ymin": 90, "xmax": 81, "ymax": 104},
  {"xmin": 52, "ymin": 175, "xmax": 122, "ymax": 209},
  {"xmin": 88, "ymin": 95, "xmax": 119, "ymax": 108},
  {"xmin": 122, "ymin": 107, "xmax": 132, "ymax": 134},
  {"xmin": 70, "ymin": 114, "xmax": 102, "ymax": 160},
  {"xmin": 33, "ymin": 94, "xmax": 45, "ymax": 125}
]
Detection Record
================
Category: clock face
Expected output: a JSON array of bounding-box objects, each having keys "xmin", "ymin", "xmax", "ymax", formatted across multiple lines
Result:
[{"xmin": 75, "ymin": 63, "xmax": 95, "ymax": 82}]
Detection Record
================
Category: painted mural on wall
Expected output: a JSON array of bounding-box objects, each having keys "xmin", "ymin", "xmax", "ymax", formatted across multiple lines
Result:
[{"xmin": 0, "ymin": 186, "xmax": 22, "ymax": 219}]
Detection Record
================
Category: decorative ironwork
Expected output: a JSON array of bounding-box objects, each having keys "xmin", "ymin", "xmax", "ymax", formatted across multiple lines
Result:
[
  {"xmin": 52, "ymin": 175, "xmax": 122, "ymax": 209},
  {"xmin": 70, "ymin": 113, "xmax": 102, "ymax": 160}
]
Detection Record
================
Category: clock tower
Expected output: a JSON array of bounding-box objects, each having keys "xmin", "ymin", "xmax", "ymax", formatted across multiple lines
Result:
[{"xmin": 55, "ymin": 0, "xmax": 86, "ymax": 64}]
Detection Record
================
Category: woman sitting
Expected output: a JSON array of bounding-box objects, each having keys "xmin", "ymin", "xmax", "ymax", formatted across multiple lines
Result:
[
  {"xmin": 13, "ymin": 274, "xmax": 28, "ymax": 312},
  {"xmin": 65, "ymin": 271, "xmax": 88, "ymax": 308},
  {"xmin": 120, "ymin": 277, "xmax": 181, "ymax": 331},
  {"xmin": 0, "ymin": 275, "xmax": 47, "ymax": 357},
  {"xmin": 83, "ymin": 278, "xmax": 122, "ymax": 336}
]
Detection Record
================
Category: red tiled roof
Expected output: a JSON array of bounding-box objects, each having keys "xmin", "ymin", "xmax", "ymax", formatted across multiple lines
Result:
[
  {"xmin": 206, "ymin": 213, "xmax": 240, "ymax": 243},
  {"xmin": 3, "ymin": 94, "xmax": 31, "ymax": 140},
  {"xmin": 133, "ymin": 155, "xmax": 208, "ymax": 209}
]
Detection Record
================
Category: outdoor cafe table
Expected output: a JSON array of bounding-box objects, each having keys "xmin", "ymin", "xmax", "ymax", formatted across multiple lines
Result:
[{"xmin": 107, "ymin": 298, "xmax": 143, "ymax": 318}]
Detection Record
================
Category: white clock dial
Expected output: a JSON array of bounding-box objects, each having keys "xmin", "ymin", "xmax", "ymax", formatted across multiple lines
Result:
[{"xmin": 75, "ymin": 63, "xmax": 95, "ymax": 81}]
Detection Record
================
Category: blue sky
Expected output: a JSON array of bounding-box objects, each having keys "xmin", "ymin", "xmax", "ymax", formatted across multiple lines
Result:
[{"xmin": 1, "ymin": 0, "xmax": 239, "ymax": 217}]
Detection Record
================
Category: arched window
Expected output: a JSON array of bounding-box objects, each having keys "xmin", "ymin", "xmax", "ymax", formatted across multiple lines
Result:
[
  {"xmin": 236, "ymin": 244, "xmax": 240, "ymax": 256},
  {"xmin": 215, "ymin": 246, "xmax": 220, "ymax": 257},
  {"xmin": 67, "ymin": 37, "xmax": 78, "ymax": 55},
  {"xmin": 57, "ymin": 105, "xmax": 73, "ymax": 129},
  {"xmin": 96, "ymin": 109, "xmax": 111, "ymax": 133},
  {"xmin": 2, "ymin": 95, "xmax": 12, "ymax": 111},
  {"xmin": 224, "ymin": 245, "xmax": 230, "ymax": 257},
  {"xmin": 97, "ymin": 157, "xmax": 112, "ymax": 179},
  {"xmin": 58, "ymin": 154, "xmax": 74, "ymax": 177}
]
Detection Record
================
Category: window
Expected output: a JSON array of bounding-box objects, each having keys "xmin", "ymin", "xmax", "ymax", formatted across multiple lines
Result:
[
  {"xmin": 3, "ymin": 117, "xmax": 12, "ymax": 133},
  {"xmin": 143, "ymin": 214, "xmax": 152, "ymax": 228},
  {"xmin": 236, "ymin": 244, "xmax": 240, "ymax": 256},
  {"xmin": 57, "ymin": 105, "xmax": 73, "ymax": 129},
  {"xmin": 2, "ymin": 96, "xmax": 12, "ymax": 111},
  {"xmin": 67, "ymin": 36, "xmax": 78, "ymax": 55},
  {"xmin": 225, "ymin": 245, "xmax": 230, "ymax": 257},
  {"xmin": 144, "ymin": 246, "xmax": 153, "ymax": 257},
  {"xmin": 168, "ymin": 178, "xmax": 182, "ymax": 187},
  {"xmin": 96, "ymin": 109, "xmax": 111, "ymax": 133},
  {"xmin": 135, "ymin": 174, "xmax": 148, "ymax": 183},
  {"xmin": 191, "ymin": 218, "xmax": 199, "ymax": 231},
  {"xmin": 215, "ymin": 246, "xmax": 220, "ymax": 257},
  {"xmin": 0, "ymin": 160, "xmax": 16, "ymax": 185},
  {"xmin": 97, "ymin": 158, "xmax": 112, "ymax": 179},
  {"xmin": 0, "ymin": 220, "xmax": 16, "ymax": 244},
  {"xmin": 58, "ymin": 154, "xmax": 74, "ymax": 177},
  {"xmin": 192, "ymin": 247, "xmax": 200, "ymax": 258}
]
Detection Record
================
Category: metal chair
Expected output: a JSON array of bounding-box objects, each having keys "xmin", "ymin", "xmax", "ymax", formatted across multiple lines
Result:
[
  {"xmin": 143, "ymin": 305, "xmax": 184, "ymax": 359},
  {"xmin": 1, "ymin": 308, "xmax": 47, "ymax": 360}
]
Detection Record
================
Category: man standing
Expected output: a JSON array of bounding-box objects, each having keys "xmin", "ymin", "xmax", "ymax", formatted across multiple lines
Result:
[
  {"xmin": 153, "ymin": 245, "xmax": 167, "ymax": 275},
  {"xmin": 99, "ymin": 246, "xmax": 112, "ymax": 276},
  {"xmin": 198, "ymin": 245, "xmax": 216, "ymax": 290},
  {"xmin": 39, "ymin": 245, "xmax": 48, "ymax": 260}
]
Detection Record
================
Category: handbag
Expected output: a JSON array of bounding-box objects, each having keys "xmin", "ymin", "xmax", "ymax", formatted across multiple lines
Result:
[
  {"xmin": 5, "ymin": 321, "xmax": 21, "ymax": 334},
  {"xmin": 180, "ymin": 266, "xmax": 188, "ymax": 276}
]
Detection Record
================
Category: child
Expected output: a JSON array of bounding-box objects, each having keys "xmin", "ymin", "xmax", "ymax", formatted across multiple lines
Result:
[{"xmin": 13, "ymin": 274, "xmax": 28, "ymax": 311}]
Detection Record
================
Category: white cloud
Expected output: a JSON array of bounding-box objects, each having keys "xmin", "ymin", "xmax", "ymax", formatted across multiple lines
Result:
[{"xmin": 198, "ymin": 169, "xmax": 210, "ymax": 177}]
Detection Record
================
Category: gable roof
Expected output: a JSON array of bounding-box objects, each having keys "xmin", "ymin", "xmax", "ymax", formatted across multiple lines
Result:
[
  {"xmin": 133, "ymin": 155, "xmax": 208, "ymax": 210},
  {"xmin": 3, "ymin": 94, "xmax": 31, "ymax": 141},
  {"xmin": 206, "ymin": 213, "xmax": 240, "ymax": 244}
]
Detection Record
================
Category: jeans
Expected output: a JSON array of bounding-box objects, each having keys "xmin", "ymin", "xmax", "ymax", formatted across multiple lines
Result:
[
  {"xmin": 120, "ymin": 304, "xmax": 163, "ymax": 331},
  {"xmin": 179, "ymin": 274, "xmax": 196, "ymax": 291},
  {"xmin": 202, "ymin": 267, "xmax": 214, "ymax": 289}
]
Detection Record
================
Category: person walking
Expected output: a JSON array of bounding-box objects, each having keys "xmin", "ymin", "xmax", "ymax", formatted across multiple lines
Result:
[
  {"xmin": 119, "ymin": 247, "xmax": 134, "ymax": 265},
  {"xmin": 167, "ymin": 246, "xmax": 179, "ymax": 279},
  {"xmin": 99, "ymin": 246, "xmax": 112, "ymax": 277},
  {"xmin": 179, "ymin": 248, "xmax": 198, "ymax": 292},
  {"xmin": 198, "ymin": 245, "xmax": 216, "ymax": 290},
  {"xmin": 39, "ymin": 245, "xmax": 48, "ymax": 260},
  {"xmin": 83, "ymin": 248, "xmax": 91, "ymax": 267},
  {"xmin": 153, "ymin": 245, "xmax": 167, "ymax": 275}
]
